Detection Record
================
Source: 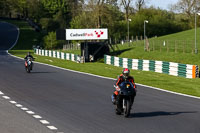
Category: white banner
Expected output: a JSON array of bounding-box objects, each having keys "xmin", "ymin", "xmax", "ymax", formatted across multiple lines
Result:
[{"xmin": 66, "ymin": 29, "xmax": 108, "ymax": 40}]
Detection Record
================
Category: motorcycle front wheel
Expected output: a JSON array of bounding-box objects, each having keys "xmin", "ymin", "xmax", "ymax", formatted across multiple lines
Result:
[
  {"xmin": 26, "ymin": 66, "xmax": 30, "ymax": 73},
  {"xmin": 124, "ymin": 99, "xmax": 131, "ymax": 117}
]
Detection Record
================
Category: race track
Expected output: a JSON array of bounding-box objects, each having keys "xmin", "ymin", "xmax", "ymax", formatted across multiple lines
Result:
[
  {"xmin": 0, "ymin": 21, "xmax": 200, "ymax": 133},
  {"xmin": 0, "ymin": 21, "xmax": 19, "ymax": 50}
]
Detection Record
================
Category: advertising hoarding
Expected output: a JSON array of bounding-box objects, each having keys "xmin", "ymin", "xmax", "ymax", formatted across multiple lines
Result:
[{"xmin": 66, "ymin": 29, "xmax": 108, "ymax": 40}]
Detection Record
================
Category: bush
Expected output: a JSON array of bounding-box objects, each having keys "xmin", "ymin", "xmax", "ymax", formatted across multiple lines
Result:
[
  {"xmin": 43, "ymin": 31, "xmax": 65, "ymax": 49},
  {"xmin": 43, "ymin": 32, "xmax": 58, "ymax": 49},
  {"xmin": 40, "ymin": 18, "xmax": 60, "ymax": 32}
]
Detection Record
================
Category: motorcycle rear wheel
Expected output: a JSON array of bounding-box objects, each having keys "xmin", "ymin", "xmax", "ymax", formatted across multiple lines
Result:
[{"xmin": 115, "ymin": 108, "xmax": 121, "ymax": 115}]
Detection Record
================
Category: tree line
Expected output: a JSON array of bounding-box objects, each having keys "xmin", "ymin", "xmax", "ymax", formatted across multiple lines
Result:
[{"xmin": 1, "ymin": 0, "xmax": 200, "ymax": 49}]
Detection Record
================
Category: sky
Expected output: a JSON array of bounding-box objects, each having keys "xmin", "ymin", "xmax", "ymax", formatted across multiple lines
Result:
[{"xmin": 147, "ymin": 0, "xmax": 179, "ymax": 10}]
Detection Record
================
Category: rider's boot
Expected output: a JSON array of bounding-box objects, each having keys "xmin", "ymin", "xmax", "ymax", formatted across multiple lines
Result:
[{"xmin": 111, "ymin": 94, "xmax": 116, "ymax": 105}]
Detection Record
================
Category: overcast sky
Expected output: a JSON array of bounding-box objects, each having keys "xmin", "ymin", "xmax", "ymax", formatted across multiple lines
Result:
[{"xmin": 147, "ymin": 0, "xmax": 179, "ymax": 10}]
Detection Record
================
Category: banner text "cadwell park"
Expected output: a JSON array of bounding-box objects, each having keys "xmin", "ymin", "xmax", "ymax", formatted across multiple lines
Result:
[{"xmin": 66, "ymin": 29, "xmax": 108, "ymax": 40}]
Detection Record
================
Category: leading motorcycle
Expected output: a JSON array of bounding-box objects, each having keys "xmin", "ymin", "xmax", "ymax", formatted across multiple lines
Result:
[
  {"xmin": 113, "ymin": 81, "xmax": 136, "ymax": 117},
  {"xmin": 25, "ymin": 57, "xmax": 33, "ymax": 73}
]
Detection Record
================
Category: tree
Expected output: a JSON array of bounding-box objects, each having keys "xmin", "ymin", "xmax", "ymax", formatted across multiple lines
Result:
[
  {"xmin": 86, "ymin": 0, "xmax": 106, "ymax": 28},
  {"xmin": 26, "ymin": 0, "xmax": 46, "ymax": 22},
  {"xmin": 129, "ymin": 8, "xmax": 183, "ymax": 38},
  {"xmin": 135, "ymin": 0, "xmax": 145, "ymax": 11},
  {"xmin": 0, "ymin": 0, "xmax": 11, "ymax": 17},
  {"xmin": 171, "ymin": 0, "xmax": 200, "ymax": 28},
  {"xmin": 172, "ymin": 0, "xmax": 200, "ymax": 18},
  {"xmin": 71, "ymin": 0, "xmax": 124, "ymax": 40},
  {"xmin": 10, "ymin": 0, "xmax": 29, "ymax": 18},
  {"xmin": 121, "ymin": 0, "xmax": 133, "ymax": 20},
  {"xmin": 68, "ymin": 0, "xmax": 84, "ymax": 17}
]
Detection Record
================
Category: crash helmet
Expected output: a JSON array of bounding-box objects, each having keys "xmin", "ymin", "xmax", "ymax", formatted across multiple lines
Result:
[
  {"xmin": 122, "ymin": 68, "xmax": 130, "ymax": 79},
  {"xmin": 27, "ymin": 52, "xmax": 30, "ymax": 56}
]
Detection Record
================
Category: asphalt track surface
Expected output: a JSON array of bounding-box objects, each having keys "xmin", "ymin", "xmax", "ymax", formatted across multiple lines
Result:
[
  {"xmin": 0, "ymin": 21, "xmax": 19, "ymax": 50},
  {"xmin": 0, "ymin": 21, "xmax": 200, "ymax": 133}
]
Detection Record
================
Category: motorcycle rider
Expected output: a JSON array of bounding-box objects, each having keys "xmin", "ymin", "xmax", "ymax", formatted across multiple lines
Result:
[
  {"xmin": 24, "ymin": 52, "xmax": 34, "ymax": 70},
  {"xmin": 24, "ymin": 52, "xmax": 34, "ymax": 59},
  {"xmin": 111, "ymin": 68, "xmax": 136, "ymax": 104}
]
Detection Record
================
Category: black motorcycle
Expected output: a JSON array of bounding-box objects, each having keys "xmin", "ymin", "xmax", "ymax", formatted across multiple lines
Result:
[
  {"xmin": 25, "ymin": 57, "xmax": 33, "ymax": 73},
  {"xmin": 114, "ymin": 81, "xmax": 136, "ymax": 117}
]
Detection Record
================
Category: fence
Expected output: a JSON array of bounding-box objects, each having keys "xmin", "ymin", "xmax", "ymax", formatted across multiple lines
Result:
[
  {"xmin": 63, "ymin": 44, "xmax": 80, "ymax": 50},
  {"xmin": 104, "ymin": 55, "xmax": 199, "ymax": 79},
  {"xmin": 110, "ymin": 39, "xmax": 199, "ymax": 54},
  {"xmin": 35, "ymin": 49, "xmax": 83, "ymax": 63},
  {"xmin": 145, "ymin": 40, "xmax": 198, "ymax": 53}
]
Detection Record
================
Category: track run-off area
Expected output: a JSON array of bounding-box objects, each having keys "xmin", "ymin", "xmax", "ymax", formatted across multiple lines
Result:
[{"xmin": 0, "ymin": 21, "xmax": 200, "ymax": 133}]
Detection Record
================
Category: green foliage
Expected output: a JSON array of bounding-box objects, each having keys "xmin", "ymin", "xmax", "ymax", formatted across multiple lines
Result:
[
  {"xmin": 0, "ymin": 0, "xmax": 11, "ymax": 17},
  {"xmin": 42, "ymin": 0, "xmax": 67, "ymax": 14},
  {"xmin": 101, "ymin": 4, "xmax": 124, "ymax": 39},
  {"xmin": 43, "ymin": 32, "xmax": 59, "ymax": 49},
  {"xmin": 112, "ymin": 20, "xmax": 127, "ymax": 40},
  {"xmin": 53, "ymin": 10, "xmax": 67, "ymax": 29},
  {"xmin": 40, "ymin": 18, "xmax": 60, "ymax": 32},
  {"xmin": 26, "ymin": 0, "xmax": 46, "ymax": 23},
  {"xmin": 127, "ymin": 8, "xmax": 184, "ymax": 38},
  {"xmin": 70, "ymin": 12, "xmax": 96, "ymax": 29},
  {"xmin": 40, "ymin": 0, "xmax": 72, "ymax": 30}
]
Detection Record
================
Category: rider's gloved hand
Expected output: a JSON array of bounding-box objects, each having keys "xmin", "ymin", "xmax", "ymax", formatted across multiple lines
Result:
[{"xmin": 115, "ymin": 86, "xmax": 120, "ymax": 91}]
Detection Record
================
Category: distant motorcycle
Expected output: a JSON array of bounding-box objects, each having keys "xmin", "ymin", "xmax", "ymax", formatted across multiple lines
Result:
[
  {"xmin": 25, "ymin": 57, "xmax": 33, "ymax": 73},
  {"xmin": 114, "ymin": 81, "xmax": 136, "ymax": 117}
]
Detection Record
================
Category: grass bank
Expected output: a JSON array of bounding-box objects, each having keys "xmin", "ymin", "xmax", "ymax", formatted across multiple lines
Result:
[
  {"xmin": 111, "ymin": 28, "xmax": 200, "ymax": 66},
  {"xmin": 110, "ymin": 43, "xmax": 200, "ymax": 66}
]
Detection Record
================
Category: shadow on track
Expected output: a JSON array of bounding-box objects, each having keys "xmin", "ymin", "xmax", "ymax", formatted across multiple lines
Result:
[
  {"xmin": 129, "ymin": 111, "xmax": 197, "ymax": 118},
  {"xmin": 29, "ymin": 71, "xmax": 56, "ymax": 74}
]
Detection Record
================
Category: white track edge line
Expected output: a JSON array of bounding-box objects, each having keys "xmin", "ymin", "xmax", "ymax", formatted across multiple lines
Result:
[
  {"xmin": 26, "ymin": 111, "xmax": 35, "ymax": 114},
  {"xmin": 8, "ymin": 53, "xmax": 200, "ymax": 100},
  {"xmin": 21, "ymin": 107, "xmax": 28, "ymax": 111},
  {"xmin": 0, "ymin": 91, "xmax": 4, "ymax": 95},
  {"xmin": 16, "ymin": 104, "xmax": 23, "ymax": 107},
  {"xmin": 40, "ymin": 120, "xmax": 50, "ymax": 124},
  {"xmin": 2, "ymin": 96, "xmax": 10, "ymax": 99},
  {"xmin": 10, "ymin": 101, "xmax": 17, "ymax": 104},
  {"xmin": 47, "ymin": 126, "xmax": 57, "ymax": 130},
  {"xmin": 33, "ymin": 115, "xmax": 42, "ymax": 119}
]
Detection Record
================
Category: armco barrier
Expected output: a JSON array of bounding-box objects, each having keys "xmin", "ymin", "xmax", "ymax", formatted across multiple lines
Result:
[
  {"xmin": 104, "ymin": 55, "xmax": 199, "ymax": 79},
  {"xmin": 35, "ymin": 49, "xmax": 82, "ymax": 63}
]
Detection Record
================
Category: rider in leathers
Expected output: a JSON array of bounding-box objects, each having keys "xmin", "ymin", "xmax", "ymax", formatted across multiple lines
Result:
[
  {"xmin": 111, "ymin": 68, "xmax": 136, "ymax": 104},
  {"xmin": 24, "ymin": 52, "xmax": 34, "ymax": 70}
]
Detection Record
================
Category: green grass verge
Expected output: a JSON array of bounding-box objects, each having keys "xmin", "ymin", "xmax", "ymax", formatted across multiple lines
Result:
[{"xmin": 9, "ymin": 50, "xmax": 200, "ymax": 98}]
